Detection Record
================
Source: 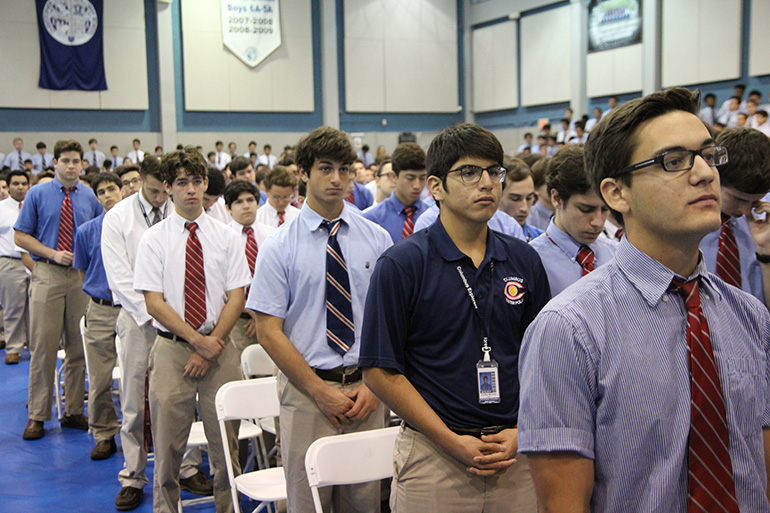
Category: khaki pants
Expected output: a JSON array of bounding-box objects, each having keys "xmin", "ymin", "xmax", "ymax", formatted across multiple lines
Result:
[
  {"xmin": 229, "ymin": 315, "xmax": 258, "ymax": 355},
  {"xmin": 391, "ymin": 426, "xmax": 536, "ymax": 513},
  {"xmin": 0, "ymin": 256, "xmax": 28, "ymax": 355},
  {"xmin": 27, "ymin": 261, "xmax": 88, "ymax": 421},
  {"xmin": 149, "ymin": 335, "xmax": 241, "ymax": 513},
  {"xmin": 116, "ymin": 309, "xmax": 200, "ymax": 489},
  {"xmin": 83, "ymin": 300, "xmax": 121, "ymax": 441},
  {"xmin": 277, "ymin": 371, "xmax": 385, "ymax": 513}
]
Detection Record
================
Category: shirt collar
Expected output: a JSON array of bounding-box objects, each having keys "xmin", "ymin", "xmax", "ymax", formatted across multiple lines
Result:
[
  {"xmin": 170, "ymin": 209, "xmax": 208, "ymax": 234},
  {"xmin": 52, "ymin": 175, "xmax": 79, "ymax": 192},
  {"xmin": 427, "ymin": 216, "xmax": 506, "ymax": 264},
  {"xmin": 386, "ymin": 191, "xmax": 422, "ymax": 212},
  {"xmin": 615, "ymin": 237, "xmax": 717, "ymax": 307},
  {"xmin": 545, "ymin": 219, "xmax": 587, "ymax": 258},
  {"xmin": 299, "ymin": 201, "xmax": 353, "ymax": 233}
]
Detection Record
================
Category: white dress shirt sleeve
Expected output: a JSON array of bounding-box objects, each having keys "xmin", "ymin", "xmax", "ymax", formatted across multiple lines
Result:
[{"xmin": 133, "ymin": 228, "xmax": 165, "ymax": 295}]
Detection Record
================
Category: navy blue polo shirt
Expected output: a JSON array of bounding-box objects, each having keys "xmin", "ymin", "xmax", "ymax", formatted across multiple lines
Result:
[
  {"xmin": 73, "ymin": 212, "xmax": 112, "ymax": 301},
  {"xmin": 360, "ymin": 218, "xmax": 550, "ymax": 428}
]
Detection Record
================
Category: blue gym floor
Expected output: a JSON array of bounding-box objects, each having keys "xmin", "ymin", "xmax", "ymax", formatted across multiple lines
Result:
[{"xmin": 0, "ymin": 350, "xmax": 259, "ymax": 513}]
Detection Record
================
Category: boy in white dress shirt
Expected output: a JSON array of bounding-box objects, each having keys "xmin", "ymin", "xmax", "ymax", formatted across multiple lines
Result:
[{"xmin": 255, "ymin": 165, "xmax": 300, "ymax": 228}]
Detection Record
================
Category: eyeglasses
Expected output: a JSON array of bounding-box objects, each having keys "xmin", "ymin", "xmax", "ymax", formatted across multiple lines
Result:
[
  {"xmin": 122, "ymin": 177, "xmax": 141, "ymax": 187},
  {"xmin": 613, "ymin": 145, "xmax": 729, "ymax": 178},
  {"xmin": 271, "ymin": 194, "xmax": 295, "ymax": 202},
  {"xmin": 445, "ymin": 165, "xmax": 507, "ymax": 184}
]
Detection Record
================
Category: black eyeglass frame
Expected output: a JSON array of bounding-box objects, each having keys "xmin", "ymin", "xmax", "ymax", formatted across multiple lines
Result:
[
  {"xmin": 612, "ymin": 145, "xmax": 729, "ymax": 179},
  {"xmin": 444, "ymin": 165, "xmax": 507, "ymax": 185}
]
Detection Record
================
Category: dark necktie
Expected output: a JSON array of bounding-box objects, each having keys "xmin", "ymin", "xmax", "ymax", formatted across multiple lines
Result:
[
  {"xmin": 716, "ymin": 217, "xmax": 740, "ymax": 288},
  {"xmin": 184, "ymin": 222, "xmax": 206, "ymax": 329},
  {"xmin": 614, "ymin": 228, "xmax": 624, "ymax": 241},
  {"xmin": 402, "ymin": 206, "xmax": 415, "ymax": 239},
  {"xmin": 150, "ymin": 207, "xmax": 162, "ymax": 226},
  {"xmin": 57, "ymin": 187, "xmax": 75, "ymax": 253},
  {"xmin": 321, "ymin": 219, "xmax": 354, "ymax": 356},
  {"xmin": 17, "ymin": 151, "xmax": 23, "ymax": 170},
  {"xmin": 576, "ymin": 245, "xmax": 595, "ymax": 276},
  {"xmin": 671, "ymin": 278, "xmax": 739, "ymax": 513}
]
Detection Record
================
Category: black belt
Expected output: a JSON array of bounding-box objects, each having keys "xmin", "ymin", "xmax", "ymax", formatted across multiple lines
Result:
[
  {"xmin": 91, "ymin": 297, "xmax": 118, "ymax": 307},
  {"xmin": 314, "ymin": 366, "xmax": 362, "ymax": 385},
  {"xmin": 0, "ymin": 255, "xmax": 21, "ymax": 260},
  {"xmin": 240, "ymin": 312, "xmax": 252, "ymax": 320},
  {"xmin": 157, "ymin": 330, "xmax": 210, "ymax": 345},
  {"xmin": 403, "ymin": 422, "xmax": 515, "ymax": 439}
]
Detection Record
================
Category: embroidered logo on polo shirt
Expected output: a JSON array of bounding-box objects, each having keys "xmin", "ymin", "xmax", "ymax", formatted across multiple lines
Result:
[{"xmin": 503, "ymin": 277, "xmax": 525, "ymax": 305}]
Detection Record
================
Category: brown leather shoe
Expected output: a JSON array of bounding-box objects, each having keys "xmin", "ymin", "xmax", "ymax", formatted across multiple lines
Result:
[
  {"xmin": 60, "ymin": 413, "xmax": 89, "ymax": 430},
  {"xmin": 5, "ymin": 353, "xmax": 19, "ymax": 364},
  {"xmin": 22, "ymin": 420, "xmax": 44, "ymax": 440},
  {"xmin": 115, "ymin": 486, "xmax": 143, "ymax": 511},
  {"xmin": 179, "ymin": 470, "xmax": 214, "ymax": 496},
  {"xmin": 90, "ymin": 437, "xmax": 117, "ymax": 460}
]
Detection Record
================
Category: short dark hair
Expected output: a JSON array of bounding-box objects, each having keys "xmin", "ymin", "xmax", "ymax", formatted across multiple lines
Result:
[
  {"xmin": 110, "ymin": 145, "xmax": 118, "ymax": 151},
  {"xmin": 117, "ymin": 164, "xmax": 141, "ymax": 178},
  {"xmin": 140, "ymin": 155, "xmax": 163, "ymax": 181},
  {"xmin": 53, "ymin": 139, "xmax": 83, "ymax": 159},
  {"xmin": 88, "ymin": 138, "xmax": 97, "ymax": 145},
  {"xmin": 85, "ymin": 165, "xmax": 100, "ymax": 175},
  {"xmin": 295, "ymin": 126, "xmax": 356, "ymax": 177},
  {"xmin": 757, "ymin": 109, "xmax": 769, "ymax": 119},
  {"xmin": 206, "ymin": 167, "xmax": 225, "ymax": 196},
  {"xmin": 277, "ymin": 156, "xmax": 296, "ymax": 167},
  {"xmin": 7, "ymin": 169, "xmax": 29, "ymax": 184},
  {"xmin": 521, "ymin": 153, "xmax": 543, "ymax": 170},
  {"xmin": 546, "ymin": 145, "xmax": 589, "ymax": 203},
  {"xmin": 574, "ymin": 121, "xmax": 585, "ymax": 131},
  {"xmin": 230, "ymin": 156, "xmax": 252, "ymax": 174},
  {"xmin": 215, "ymin": 140, "xmax": 223, "ymax": 146},
  {"xmin": 715, "ymin": 127, "xmax": 770, "ymax": 194},
  {"xmin": 704, "ymin": 93, "xmax": 716, "ymax": 101},
  {"xmin": 730, "ymin": 95, "xmax": 742, "ymax": 103},
  {"xmin": 91, "ymin": 172, "xmax": 122, "ymax": 193},
  {"xmin": 264, "ymin": 165, "xmax": 298, "ymax": 189},
  {"xmin": 585, "ymin": 86, "xmax": 700, "ymax": 225},
  {"xmin": 503, "ymin": 157, "xmax": 532, "ymax": 187},
  {"xmin": 36, "ymin": 142, "xmax": 46, "ymax": 150},
  {"xmin": 160, "ymin": 146, "xmax": 207, "ymax": 184},
  {"xmin": 391, "ymin": 142, "xmax": 426, "ymax": 176},
  {"xmin": 224, "ymin": 180, "xmax": 259, "ymax": 207},
  {"xmin": 749, "ymin": 89, "xmax": 762, "ymax": 97},
  {"xmin": 154, "ymin": 146, "xmax": 163, "ymax": 153},
  {"xmin": 132, "ymin": 138, "xmax": 141, "ymax": 144},
  {"xmin": 248, "ymin": 140, "xmax": 257, "ymax": 146},
  {"xmin": 426, "ymin": 123, "xmax": 503, "ymax": 180},
  {"xmin": 264, "ymin": 144, "xmax": 271, "ymax": 150},
  {"xmin": 530, "ymin": 157, "xmax": 549, "ymax": 189}
]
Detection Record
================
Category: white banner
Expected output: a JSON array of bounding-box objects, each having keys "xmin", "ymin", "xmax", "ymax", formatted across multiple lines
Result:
[{"xmin": 221, "ymin": 0, "xmax": 281, "ymax": 68}]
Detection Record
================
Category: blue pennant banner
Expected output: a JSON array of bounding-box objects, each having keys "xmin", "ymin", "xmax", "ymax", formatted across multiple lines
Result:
[{"xmin": 36, "ymin": 0, "xmax": 107, "ymax": 91}]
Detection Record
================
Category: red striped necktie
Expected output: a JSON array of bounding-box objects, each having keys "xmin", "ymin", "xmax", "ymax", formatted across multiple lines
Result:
[
  {"xmin": 671, "ymin": 278, "xmax": 739, "ymax": 513},
  {"xmin": 278, "ymin": 211, "xmax": 285, "ymax": 226},
  {"xmin": 402, "ymin": 206, "xmax": 415, "ymax": 239},
  {"xmin": 56, "ymin": 187, "xmax": 75, "ymax": 253},
  {"xmin": 184, "ymin": 222, "xmax": 206, "ymax": 329},
  {"xmin": 715, "ymin": 216, "xmax": 741, "ymax": 288},
  {"xmin": 576, "ymin": 245, "xmax": 595, "ymax": 276}
]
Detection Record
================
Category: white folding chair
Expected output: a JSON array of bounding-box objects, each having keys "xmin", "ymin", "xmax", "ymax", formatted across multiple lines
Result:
[
  {"xmin": 305, "ymin": 427, "xmax": 399, "ymax": 513},
  {"xmin": 216, "ymin": 377, "xmax": 286, "ymax": 513},
  {"xmin": 240, "ymin": 344, "xmax": 275, "ymax": 379}
]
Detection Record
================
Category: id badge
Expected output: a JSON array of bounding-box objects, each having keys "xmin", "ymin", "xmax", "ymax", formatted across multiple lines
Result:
[{"xmin": 476, "ymin": 359, "xmax": 500, "ymax": 404}]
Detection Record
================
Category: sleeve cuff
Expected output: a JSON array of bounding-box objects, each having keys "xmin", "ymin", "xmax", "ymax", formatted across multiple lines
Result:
[{"xmin": 518, "ymin": 427, "xmax": 595, "ymax": 460}]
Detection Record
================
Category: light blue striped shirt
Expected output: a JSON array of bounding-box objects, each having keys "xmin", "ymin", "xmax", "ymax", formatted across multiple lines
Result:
[
  {"xmin": 519, "ymin": 238, "xmax": 770, "ymax": 512},
  {"xmin": 247, "ymin": 202, "xmax": 392, "ymax": 369},
  {"xmin": 529, "ymin": 219, "xmax": 618, "ymax": 297}
]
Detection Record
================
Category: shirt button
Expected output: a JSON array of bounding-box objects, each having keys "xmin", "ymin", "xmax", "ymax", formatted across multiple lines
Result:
[{"xmin": 662, "ymin": 295, "xmax": 669, "ymax": 302}]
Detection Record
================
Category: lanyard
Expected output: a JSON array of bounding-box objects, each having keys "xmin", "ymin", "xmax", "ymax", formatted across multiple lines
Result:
[
  {"xmin": 455, "ymin": 261, "xmax": 495, "ymax": 361},
  {"xmin": 136, "ymin": 194, "xmax": 167, "ymax": 228}
]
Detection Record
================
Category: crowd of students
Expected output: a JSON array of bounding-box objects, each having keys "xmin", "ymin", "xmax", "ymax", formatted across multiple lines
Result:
[{"xmin": 2, "ymin": 84, "xmax": 770, "ymax": 513}]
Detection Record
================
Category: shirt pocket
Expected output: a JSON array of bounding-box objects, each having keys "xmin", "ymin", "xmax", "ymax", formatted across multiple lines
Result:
[{"xmin": 726, "ymin": 357, "xmax": 764, "ymax": 438}]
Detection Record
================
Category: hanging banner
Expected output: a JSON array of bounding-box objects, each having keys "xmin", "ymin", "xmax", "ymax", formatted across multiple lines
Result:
[
  {"xmin": 221, "ymin": 0, "xmax": 281, "ymax": 68},
  {"xmin": 36, "ymin": 0, "xmax": 107, "ymax": 91},
  {"xmin": 587, "ymin": 0, "xmax": 642, "ymax": 53}
]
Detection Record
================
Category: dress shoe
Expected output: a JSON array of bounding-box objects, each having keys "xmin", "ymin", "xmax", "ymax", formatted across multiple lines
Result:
[
  {"xmin": 60, "ymin": 413, "xmax": 89, "ymax": 430},
  {"xmin": 5, "ymin": 352, "xmax": 19, "ymax": 364},
  {"xmin": 22, "ymin": 420, "xmax": 44, "ymax": 440},
  {"xmin": 90, "ymin": 437, "xmax": 117, "ymax": 460},
  {"xmin": 115, "ymin": 486, "xmax": 142, "ymax": 511},
  {"xmin": 179, "ymin": 469, "xmax": 214, "ymax": 496}
]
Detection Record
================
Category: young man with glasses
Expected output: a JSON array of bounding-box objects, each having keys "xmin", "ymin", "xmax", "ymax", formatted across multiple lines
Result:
[
  {"xmin": 698, "ymin": 127, "xmax": 770, "ymax": 309},
  {"xmin": 256, "ymin": 165, "xmax": 299, "ymax": 228},
  {"xmin": 529, "ymin": 145, "xmax": 617, "ymax": 296},
  {"xmin": 366, "ymin": 158, "xmax": 395, "ymax": 207},
  {"xmin": 251, "ymin": 126, "xmax": 392, "ymax": 513},
  {"xmin": 363, "ymin": 142, "xmax": 428, "ymax": 244},
  {"xmin": 360, "ymin": 123, "xmax": 550, "ymax": 512},
  {"xmin": 519, "ymin": 87, "xmax": 770, "ymax": 512},
  {"xmin": 117, "ymin": 164, "xmax": 143, "ymax": 198}
]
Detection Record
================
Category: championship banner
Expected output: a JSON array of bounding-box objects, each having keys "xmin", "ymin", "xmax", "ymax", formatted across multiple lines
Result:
[
  {"xmin": 36, "ymin": 0, "xmax": 107, "ymax": 91},
  {"xmin": 221, "ymin": 0, "xmax": 281, "ymax": 68},
  {"xmin": 588, "ymin": 0, "xmax": 642, "ymax": 53}
]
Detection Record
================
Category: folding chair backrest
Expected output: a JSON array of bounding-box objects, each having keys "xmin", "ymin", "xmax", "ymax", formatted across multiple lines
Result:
[
  {"xmin": 305, "ymin": 426, "xmax": 399, "ymax": 490},
  {"xmin": 215, "ymin": 376, "xmax": 279, "ymax": 422},
  {"xmin": 241, "ymin": 344, "xmax": 276, "ymax": 378}
]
